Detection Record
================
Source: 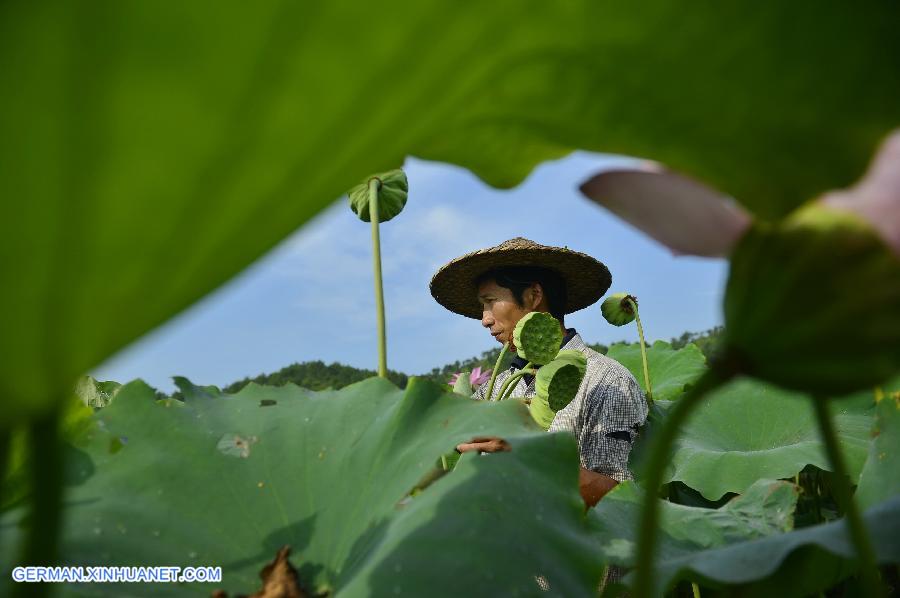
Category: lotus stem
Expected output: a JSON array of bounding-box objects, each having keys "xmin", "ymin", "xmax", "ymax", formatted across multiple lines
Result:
[
  {"xmin": 626, "ymin": 297, "xmax": 653, "ymax": 404},
  {"xmin": 633, "ymin": 367, "xmax": 731, "ymax": 598},
  {"xmin": 0, "ymin": 426, "xmax": 10, "ymax": 533},
  {"xmin": 496, "ymin": 363, "xmax": 533, "ymax": 402},
  {"xmin": 484, "ymin": 343, "xmax": 510, "ymax": 401},
  {"xmin": 811, "ymin": 399, "xmax": 883, "ymax": 597},
  {"xmin": 21, "ymin": 411, "xmax": 63, "ymax": 570},
  {"xmin": 368, "ymin": 177, "xmax": 388, "ymax": 378}
]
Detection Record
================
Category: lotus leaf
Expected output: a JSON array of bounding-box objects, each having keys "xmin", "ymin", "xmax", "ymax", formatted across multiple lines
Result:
[
  {"xmin": 74, "ymin": 376, "xmax": 123, "ymax": 409},
  {"xmin": 3, "ymin": 2, "xmax": 899, "ymax": 423},
  {"xmin": 662, "ymin": 378, "xmax": 875, "ymax": 500},
  {"xmin": 855, "ymin": 394, "xmax": 900, "ymax": 510},
  {"xmin": 591, "ymin": 479, "xmax": 900, "ymax": 596},
  {"xmin": 606, "ymin": 341, "xmax": 707, "ymax": 402},
  {"xmin": 348, "ymin": 169, "xmax": 408, "ymax": 223},
  {"xmin": 0, "ymin": 377, "xmax": 607, "ymax": 596}
]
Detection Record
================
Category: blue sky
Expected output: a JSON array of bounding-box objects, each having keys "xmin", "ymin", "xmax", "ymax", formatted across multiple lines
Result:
[{"xmin": 94, "ymin": 153, "xmax": 727, "ymax": 392}]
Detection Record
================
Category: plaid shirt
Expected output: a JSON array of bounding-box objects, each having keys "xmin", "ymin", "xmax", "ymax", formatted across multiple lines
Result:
[{"xmin": 473, "ymin": 333, "xmax": 648, "ymax": 481}]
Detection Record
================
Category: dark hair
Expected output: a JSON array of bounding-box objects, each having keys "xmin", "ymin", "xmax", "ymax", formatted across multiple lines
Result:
[{"xmin": 476, "ymin": 266, "xmax": 567, "ymax": 321}]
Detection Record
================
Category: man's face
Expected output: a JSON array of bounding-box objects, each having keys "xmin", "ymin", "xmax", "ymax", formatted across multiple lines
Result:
[{"xmin": 477, "ymin": 279, "xmax": 534, "ymax": 349}]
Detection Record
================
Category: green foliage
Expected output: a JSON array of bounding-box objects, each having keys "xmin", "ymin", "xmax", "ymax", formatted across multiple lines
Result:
[
  {"xmin": 6, "ymin": 1, "xmax": 897, "ymax": 424},
  {"xmin": 0, "ymin": 378, "xmax": 607, "ymax": 596},
  {"xmin": 607, "ymin": 341, "xmax": 707, "ymax": 402},
  {"xmin": 592, "ymin": 479, "xmax": 798, "ymax": 593},
  {"xmin": 424, "ymin": 347, "xmax": 514, "ymax": 388},
  {"xmin": 663, "ymin": 378, "xmax": 876, "ymax": 500},
  {"xmin": 74, "ymin": 375, "xmax": 122, "ymax": 409},
  {"xmin": 223, "ymin": 360, "xmax": 409, "ymax": 393},
  {"xmin": 592, "ymin": 480, "xmax": 900, "ymax": 596},
  {"xmin": 724, "ymin": 209, "xmax": 900, "ymax": 394},
  {"xmin": 855, "ymin": 396, "xmax": 900, "ymax": 510},
  {"xmin": 348, "ymin": 169, "xmax": 409, "ymax": 223},
  {"xmin": 668, "ymin": 327, "xmax": 723, "ymax": 359}
]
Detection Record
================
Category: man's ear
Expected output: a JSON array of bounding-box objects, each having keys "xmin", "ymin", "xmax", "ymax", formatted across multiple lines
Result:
[{"xmin": 526, "ymin": 283, "xmax": 544, "ymax": 310}]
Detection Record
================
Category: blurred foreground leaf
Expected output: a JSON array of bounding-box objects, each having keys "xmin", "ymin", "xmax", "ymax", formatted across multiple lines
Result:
[
  {"xmin": 2, "ymin": 1, "xmax": 898, "ymax": 422},
  {"xmin": 0, "ymin": 377, "xmax": 605, "ymax": 596}
]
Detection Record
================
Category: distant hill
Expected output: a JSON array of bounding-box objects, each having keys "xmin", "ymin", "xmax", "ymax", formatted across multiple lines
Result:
[
  {"xmin": 223, "ymin": 361, "xmax": 408, "ymax": 393},
  {"xmin": 215, "ymin": 326, "xmax": 723, "ymax": 395}
]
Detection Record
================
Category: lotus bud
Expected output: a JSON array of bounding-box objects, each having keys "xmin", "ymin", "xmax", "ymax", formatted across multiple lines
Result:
[
  {"xmin": 724, "ymin": 204, "xmax": 900, "ymax": 395},
  {"xmin": 348, "ymin": 169, "xmax": 408, "ymax": 223},
  {"xmin": 451, "ymin": 371, "xmax": 473, "ymax": 396},
  {"xmin": 512, "ymin": 311, "xmax": 563, "ymax": 365},
  {"xmin": 602, "ymin": 293, "xmax": 637, "ymax": 326}
]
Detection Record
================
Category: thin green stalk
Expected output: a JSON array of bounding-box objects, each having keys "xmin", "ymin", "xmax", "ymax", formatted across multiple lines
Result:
[
  {"xmin": 812, "ymin": 399, "xmax": 883, "ymax": 597},
  {"xmin": 691, "ymin": 582, "xmax": 701, "ymax": 598},
  {"xmin": 440, "ymin": 455, "xmax": 448, "ymax": 471},
  {"xmin": 484, "ymin": 343, "xmax": 510, "ymax": 401},
  {"xmin": 19, "ymin": 412, "xmax": 63, "ymax": 574},
  {"xmin": 0, "ymin": 426, "xmax": 10, "ymax": 546},
  {"xmin": 633, "ymin": 367, "xmax": 731, "ymax": 598},
  {"xmin": 368, "ymin": 178, "xmax": 387, "ymax": 378},
  {"xmin": 496, "ymin": 363, "xmax": 533, "ymax": 402},
  {"xmin": 626, "ymin": 298, "xmax": 653, "ymax": 404}
]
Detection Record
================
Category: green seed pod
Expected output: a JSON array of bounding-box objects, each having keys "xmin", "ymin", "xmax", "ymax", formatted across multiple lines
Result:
[
  {"xmin": 536, "ymin": 350, "xmax": 588, "ymax": 412},
  {"xmin": 512, "ymin": 311, "xmax": 564, "ymax": 365},
  {"xmin": 348, "ymin": 169, "xmax": 408, "ymax": 223},
  {"xmin": 529, "ymin": 394, "xmax": 556, "ymax": 430},
  {"xmin": 724, "ymin": 205, "xmax": 900, "ymax": 395},
  {"xmin": 601, "ymin": 293, "xmax": 637, "ymax": 326},
  {"xmin": 452, "ymin": 371, "xmax": 473, "ymax": 396}
]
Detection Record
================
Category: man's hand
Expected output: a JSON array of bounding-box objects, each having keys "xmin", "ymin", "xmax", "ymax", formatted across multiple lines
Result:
[{"xmin": 455, "ymin": 436, "xmax": 511, "ymax": 454}]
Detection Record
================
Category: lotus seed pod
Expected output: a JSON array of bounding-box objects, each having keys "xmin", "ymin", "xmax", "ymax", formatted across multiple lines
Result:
[
  {"xmin": 724, "ymin": 205, "xmax": 900, "ymax": 395},
  {"xmin": 452, "ymin": 371, "xmax": 473, "ymax": 396},
  {"xmin": 529, "ymin": 394, "xmax": 556, "ymax": 430},
  {"xmin": 348, "ymin": 169, "xmax": 408, "ymax": 223},
  {"xmin": 512, "ymin": 311, "xmax": 564, "ymax": 365},
  {"xmin": 536, "ymin": 350, "xmax": 588, "ymax": 412},
  {"xmin": 602, "ymin": 293, "xmax": 637, "ymax": 326}
]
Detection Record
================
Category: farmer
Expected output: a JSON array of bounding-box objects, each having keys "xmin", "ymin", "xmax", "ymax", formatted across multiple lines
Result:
[{"xmin": 429, "ymin": 237, "xmax": 648, "ymax": 507}]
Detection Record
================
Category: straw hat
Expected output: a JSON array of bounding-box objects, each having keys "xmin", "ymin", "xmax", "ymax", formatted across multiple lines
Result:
[{"xmin": 430, "ymin": 237, "xmax": 612, "ymax": 319}]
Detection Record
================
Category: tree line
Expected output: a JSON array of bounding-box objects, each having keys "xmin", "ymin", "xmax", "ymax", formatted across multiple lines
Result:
[{"xmin": 163, "ymin": 326, "xmax": 722, "ymax": 397}]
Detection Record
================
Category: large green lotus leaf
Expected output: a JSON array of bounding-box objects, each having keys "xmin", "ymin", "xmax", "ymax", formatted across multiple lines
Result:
[
  {"xmin": 664, "ymin": 378, "xmax": 876, "ymax": 500},
  {"xmin": 855, "ymin": 395, "xmax": 900, "ymax": 510},
  {"xmin": 591, "ymin": 479, "xmax": 797, "ymax": 594},
  {"xmin": 0, "ymin": 0, "xmax": 589, "ymax": 423},
  {"xmin": 0, "ymin": 377, "xmax": 605, "ymax": 596},
  {"xmin": 590, "ymin": 480, "xmax": 900, "ymax": 596},
  {"xmin": 606, "ymin": 341, "xmax": 707, "ymax": 402},
  {"xmin": 3, "ymin": 2, "xmax": 899, "ymax": 424}
]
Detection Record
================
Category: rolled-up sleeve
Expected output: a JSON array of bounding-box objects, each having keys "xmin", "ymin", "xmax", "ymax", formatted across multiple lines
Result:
[{"xmin": 579, "ymin": 374, "xmax": 647, "ymax": 481}]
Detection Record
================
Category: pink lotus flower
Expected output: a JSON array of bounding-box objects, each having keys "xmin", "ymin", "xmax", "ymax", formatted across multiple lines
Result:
[{"xmin": 448, "ymin": 367, "xmax": 492, "ymax": 388}]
